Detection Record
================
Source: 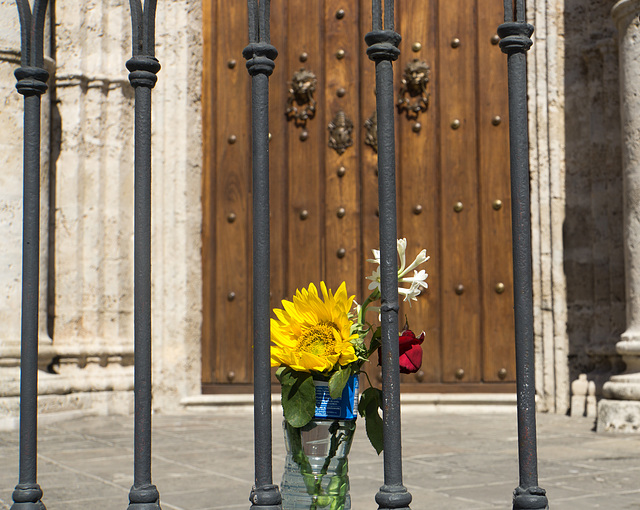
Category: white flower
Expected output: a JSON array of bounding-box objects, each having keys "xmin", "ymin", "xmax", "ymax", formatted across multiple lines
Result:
[
  {"xmin": 400, "ymin": 269, "xmax": 429, "ymax": 290},
  {"xmin": 353, "ymin": 299, "xmax": 362, "ymax": 316},
  {"xmin": 398, "ymin": 284, "xmax": 420, "ymax": 304},
  {"xmin": 366, "ymin": 266, "xmax": 381, "ymax": 291},
  {"xmin": 400, "ymin": 250, "xmax": 429, "ymax": 278},
  {"xmin": 366, "ymin": 239, "xmax": 429, "ymax": 305},
  {"xmin": 396, "ymin": 238, "xmax": 407, "ymax": 273}
]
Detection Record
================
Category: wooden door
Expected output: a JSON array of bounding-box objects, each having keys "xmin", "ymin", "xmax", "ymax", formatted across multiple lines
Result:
[{"xmin": 202, "ymin": 0, "xmax": 516, "ymax": 393}]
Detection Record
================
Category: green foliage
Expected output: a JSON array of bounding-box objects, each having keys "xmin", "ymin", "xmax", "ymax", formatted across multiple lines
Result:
[
  {"xmin": 367, "ymin": 327, "xmax": 382, "ymax": 358},
  {"xmin": 358, "ymin": 387, "xmax": 384, "ymax": 454},
  {"xmin": 278, "ymin": 367, "xmax": 315, "ymax": 428},
  {"xmin": 328, "ymin": 364, "xmax": 352, "ymax": 399}
]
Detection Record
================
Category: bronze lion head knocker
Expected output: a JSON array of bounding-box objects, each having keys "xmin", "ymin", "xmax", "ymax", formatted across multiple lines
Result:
[
  {"xmin": 397, "ymin": 59, "xmax": 430, "ymax": 120},
  {"xmin": 286, "ymin": 68, "xmax": 317, "ymax": 127}
]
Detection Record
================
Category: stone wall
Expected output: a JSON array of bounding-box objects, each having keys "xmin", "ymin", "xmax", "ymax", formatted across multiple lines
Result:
[
  {"xmin": 529, "ymin": 0, "xmax": 570, "ymax": 413},
  {"xmin": 0, "ymin": 0, "xmax": 51, "ymax": 363},
  {"xmin": 563, "ymin": 0, "xmax": 626, "ymax": 402},
  {"xmin": 0, "ymin": 0, "xmax": 203, "ymax": 421},
  {"xmin": 528, "ymin": 0, "xmax": 626, "ymax": 414}
]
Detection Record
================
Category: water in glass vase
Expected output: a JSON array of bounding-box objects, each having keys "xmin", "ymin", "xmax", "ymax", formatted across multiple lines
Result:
[{"xmin": 281, "ymin": 419, "xmax": 356, "ymax": 510}]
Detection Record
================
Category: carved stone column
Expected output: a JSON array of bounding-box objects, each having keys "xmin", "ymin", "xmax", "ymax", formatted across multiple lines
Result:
[
  {"xmin": 0, "ymin": 2, "xmax": 53, "ymax": 412},
  {"xmin": 598, "ymin": 0, "xmax": 640, "ymax": 432}
]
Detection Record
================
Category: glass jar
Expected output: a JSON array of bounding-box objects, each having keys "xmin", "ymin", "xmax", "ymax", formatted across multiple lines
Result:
[
  {"xmin": 280, "ymin": 374, "xmax": 359, "ymax": 510},
  {"xmin": 281, "ymin": 418, "xmax": 356, "ymax": 510}
]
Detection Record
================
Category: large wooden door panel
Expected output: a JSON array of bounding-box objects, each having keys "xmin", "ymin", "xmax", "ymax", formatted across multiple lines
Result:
[
  {"xmin": 202, "ymin": 0, "xmax": 515, "ymax": 392},
  {"xmin": 396, "ymin": 0, "xmax": 441, "ymax": 384},
  {"xmin": 323, "ymin": 0, "xmax": 361, "ymax": 293},
  {"xmin": 438, "ymin": 0, "xmax": 483, "ymax": 383},
  {"xmin": 286, "ymin": 2, "xmax": 324, "ymax": 293},
  {"xmin": 202, "ymin": 1, "xmax": 252, "ymax": 385},
  {"xmin": 477, "ymin": 0, "xmax": 516, "ymax": 383}
]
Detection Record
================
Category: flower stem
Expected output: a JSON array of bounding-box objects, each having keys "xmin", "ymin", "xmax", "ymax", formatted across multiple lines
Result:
[{"xmin": 357, "ymin": 290, "xmax": 380, "ymax": 327}]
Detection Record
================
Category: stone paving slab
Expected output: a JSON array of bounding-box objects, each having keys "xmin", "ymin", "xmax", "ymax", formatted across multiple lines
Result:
[{"xmin": 0, "ymin": 408, "xmax": 639, "ymax": 509}]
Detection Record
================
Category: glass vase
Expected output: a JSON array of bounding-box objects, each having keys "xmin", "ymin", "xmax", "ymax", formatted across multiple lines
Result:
[
  {"xmin": 280, "ymin": 374, "xmax": 359, "ymax": 510},
  {"xmin": 281, "ymin": 418, "xmax": 356, "ymax": 510}
]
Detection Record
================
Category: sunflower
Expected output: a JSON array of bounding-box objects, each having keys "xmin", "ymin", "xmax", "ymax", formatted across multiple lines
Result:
[{"xmin": 270, "ymin": 282, "xmax": 358, "ymax": 373}]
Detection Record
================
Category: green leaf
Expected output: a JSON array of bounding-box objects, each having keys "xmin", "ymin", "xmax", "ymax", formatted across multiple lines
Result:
[
  {"xmin": 359, "ymin": 387, "xmax": 384, "ymax": 454},
  {"xmin": 367, "ymin": 327, "xmax": 382, "ymax": 358},
  {"xmin": 275, "ymin": 366, "xmax": 288, "ymax": 382},
  {"xmin": 328, "ymin": 365, "xmax": 352, "ymax": 399},
  {"xmin": 280, "ymin": 370, "xmax": 315, "ymax": 428}
]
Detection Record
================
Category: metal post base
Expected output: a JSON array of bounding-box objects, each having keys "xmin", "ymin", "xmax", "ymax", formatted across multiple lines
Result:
[
  {"xmin": 513, "ymin": 486, "xmax": 548, "ymax": 510},
  {"xmin": 128, "ymin": 484, "xmax": 161, "ymax": 510},
  {"xmin": 11, "ymin": 483, "xmax": 45, "ymax": 510},
  {"xmin": 249, "ymin": 484, "xmax": 282, "ymax": 509},
  {"xmin": 375, "ymin": 484, "xmax": 412, "ymax": 510}
]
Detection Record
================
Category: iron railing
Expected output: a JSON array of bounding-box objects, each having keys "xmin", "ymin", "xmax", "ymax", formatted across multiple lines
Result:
[
  {"xmin": 13, "ymin": 1, "xmax": 50, "ymax": 509},
  {"xmin": 9, "ymin": 0, "xmax": 545, "ymax": 509},
  {"xmin": 243, "ymin": 1, "xmax": 280, "ymax": 508},
  {"xmin": 498, "ymin": 0, "xmax": 548, "ymax": 508},
  {"xmin": 364, "ymin": 2, "xmax": 412, "ymax": 508},
  {"xmin": 126, "ymin": 0, "xmax": 162, "ymax": 509}
]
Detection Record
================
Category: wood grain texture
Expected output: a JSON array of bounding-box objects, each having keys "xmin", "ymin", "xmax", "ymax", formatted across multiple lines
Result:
[
  {"xmin": 477, "ymin": 0, "xmax": 516, "ymax": 382},
  {"xmin": 201, "ymin": 0, "xmax": 215, "ymax": 384},
  {"xmin": 202, "ymin": 0, "xmax": 515, "ymax": 392},
  {"xmin": 438, "ymin": 0, "xmax": 482, "ymax": 383},
  {"xmin": 323, "ymin": 0, "xmax": 360, "ymax": 294},
  {"xmin": 358, "ymin": 0, "xmax": 380, "ymax": 389},
  {"xmin": 267, "ymin": 3, "xmax": 288, "ymax": 311},
  {"xmin": 267, "ymin": 0, "xmax": 289, "ymax": 386},
  {"xmin": 397, "ymin": 0, "xmax": 442, "ymax": 385},
  {"xmin": 213, "ymin": 1, "xmax": 251, "ymax": 384},
  {"xmin": 286, "ymin": 1, "xmax": 324, "ymax": 296}
]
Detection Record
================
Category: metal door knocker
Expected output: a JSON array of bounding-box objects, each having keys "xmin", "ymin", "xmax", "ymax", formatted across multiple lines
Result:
[
  {"xmin": 364, "ymin": 110, "xmax": 378, "ymax": 153},
  {"xmin": 397, "ymin": 59, "xmax": 430, "ymax": 120},
  {"xmin": 328, "ymin": 110, "xmax": 353, "ymax": 155},
  {"xmin": 286, "ymin": 68, "xmax": 317, "ymax": 127}
]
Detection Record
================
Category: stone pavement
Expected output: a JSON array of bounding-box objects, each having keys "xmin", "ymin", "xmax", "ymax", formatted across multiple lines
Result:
[{"xmin": 1, "ymin": 407, "xmax": 639, "ymax": 509}]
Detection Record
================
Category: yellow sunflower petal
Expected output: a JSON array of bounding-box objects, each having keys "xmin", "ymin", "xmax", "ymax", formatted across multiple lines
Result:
[{"xmin": 270, "ymin": 281, "xmax": 356, "ymax": 373}]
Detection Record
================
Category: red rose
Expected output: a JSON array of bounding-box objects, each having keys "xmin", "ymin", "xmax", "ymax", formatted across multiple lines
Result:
[
  {"xmin": 377, "ymin": 326, "xmax": 425, "ymax": 374},
  {"xmin": 398, "ymin": 328, "xmax": 425, "ymax": 374}
]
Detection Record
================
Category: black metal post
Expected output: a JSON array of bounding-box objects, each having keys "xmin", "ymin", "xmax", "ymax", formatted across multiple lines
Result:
[
  {"xmin": 498, "ymin": 2, "xmax": 548, "ymax": 509},
  {"xmin": 12, "ymin": 1, "xmax": 49, "ymax": 509},
  {"xmin": 126, "ymin": 1, "xmax": 161, "ymax": 509},
  {"xmin": 366, "ymin": 2, "xmax": 412, "ymax": 509},
  {"xmin": 243, "ymin": 1, "xmax": 281, "ymax": 509}
]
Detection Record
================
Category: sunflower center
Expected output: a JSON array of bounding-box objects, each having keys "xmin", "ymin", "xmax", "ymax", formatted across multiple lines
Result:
[{"xmin": 297, "ymin": 322, "xmax": 337, "ymax": 356}]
